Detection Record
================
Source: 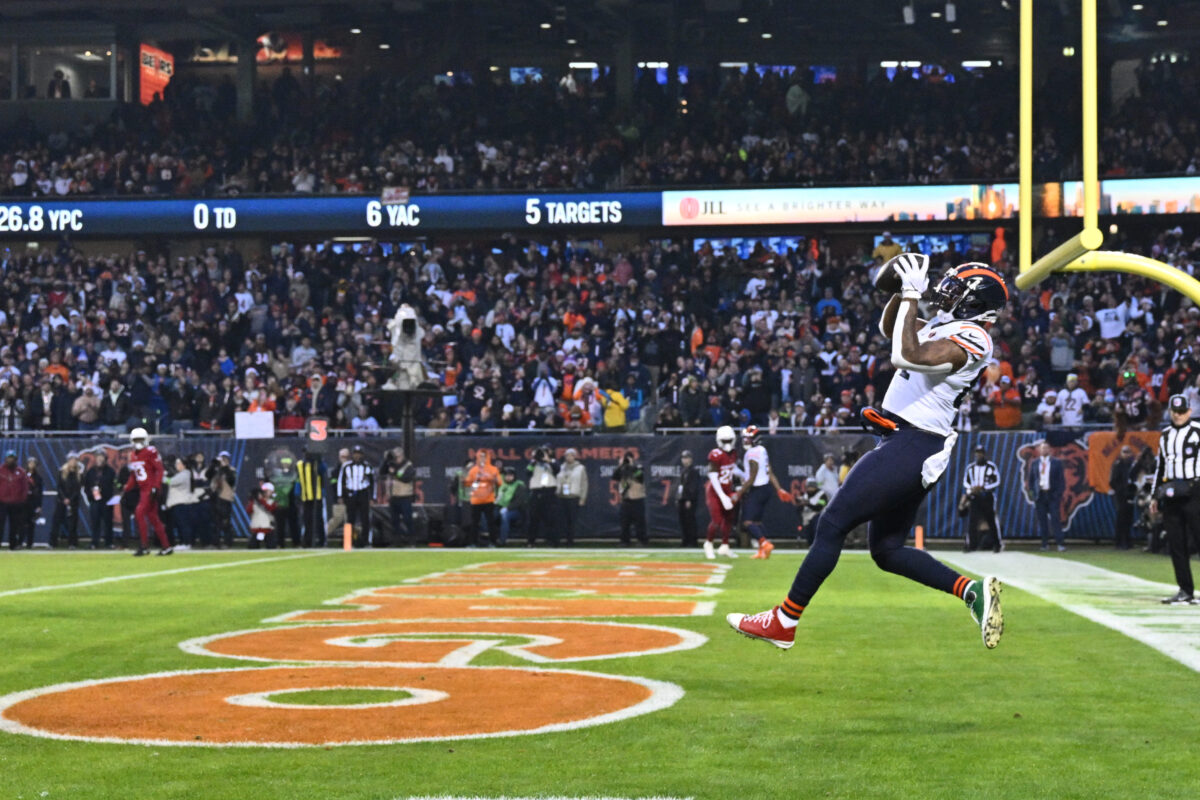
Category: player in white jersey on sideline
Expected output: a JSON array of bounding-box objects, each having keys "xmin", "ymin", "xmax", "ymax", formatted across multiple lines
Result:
[{"xmin": 728, "ymin": 254, "xmax": 1006, "ymax": 651}]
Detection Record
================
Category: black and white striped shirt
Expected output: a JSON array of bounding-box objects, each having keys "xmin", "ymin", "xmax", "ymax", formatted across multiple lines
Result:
[
  {"xmin": 963, "ymin": 461, "xmax": 1001, "ymax": 493},
  {"xmin": 337, "ymin": 461, "xmax": 374, "ymax": 497},
  {"xmin": 1154, "ymin": 420, "xmax": 1200, "ymax": 492}
]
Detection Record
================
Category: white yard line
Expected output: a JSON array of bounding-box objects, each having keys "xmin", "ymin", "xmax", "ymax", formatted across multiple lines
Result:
[
  {"xmin": 944, "ymin": 551, "xmax": 1200, "ymax": 673},
  {"xmin": 0, "ymin": 551, "xmax": 332, "ymax": 599}
]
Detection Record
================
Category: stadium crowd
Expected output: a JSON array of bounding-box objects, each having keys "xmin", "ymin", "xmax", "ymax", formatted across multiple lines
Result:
[
  {"xmin": 0, "ymin": 224, "xmax": 1197, "ymax": 436},
  {"xmin": 1, "ymin": 54, "xmax": 1196, "ymax": 198}
]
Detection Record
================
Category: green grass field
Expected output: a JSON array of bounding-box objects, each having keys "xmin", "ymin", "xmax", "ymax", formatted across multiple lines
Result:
[{"xmin": 0, "ymin": 547, "xmax": 1197, "ymax": 800}]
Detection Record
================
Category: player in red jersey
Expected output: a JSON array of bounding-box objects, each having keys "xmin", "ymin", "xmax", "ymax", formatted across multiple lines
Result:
[
  {"xmin": 703, "ymin": 425, "xmax": 742, "ymax": 559},
  {"xmin": 124, "ymin": 427, "xmax": 172, "ymax": 556}
]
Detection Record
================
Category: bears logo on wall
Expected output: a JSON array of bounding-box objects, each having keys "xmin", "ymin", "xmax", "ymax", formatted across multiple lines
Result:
[{"xmin": 1017, "ymin": 438, "xmax": 1094, "ymax": 528}]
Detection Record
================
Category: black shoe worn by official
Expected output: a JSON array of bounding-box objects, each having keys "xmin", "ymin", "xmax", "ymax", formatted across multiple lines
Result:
[
  {"xmin": 1161, "ymin": 590, "xmax": 1196, "ymax": 605},
  {"xmin": 133, "ymin": 548, "xmax": 149, "ymax": 557},
  {"xmin": 157, "ymin": 547, "xmax": 174, "ymax": 556}
]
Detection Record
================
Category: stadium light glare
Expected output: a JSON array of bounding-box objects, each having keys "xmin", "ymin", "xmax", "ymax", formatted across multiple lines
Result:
[
  {"xmin": 931, "ymin": 11, "xmax": 942, "ymax": 18},
  {"xmin": 761, "ymin": 32, "xmax": 773, "ymax": 39},
  {"xmin": 1131, "ymin": 3, "xmax": 1143, "ymax": 9},
  {"xmin": 962, "ymin": 60, "xmax": 992, "ymax": 68},
  {"xmin": 900, "ymin": 60, "xmax": 922, "ymax": 68},
  {"xmin": 540, "ymin": 22, "xmax": 552, "ymax": 29},
  {"xmin": 1109, "ymin": 223, "xmax": 1119, "ymax": 234},
  {"xmin": 378, "ymin": 43, "xmax": 390, "ymax": 49},
  {"xmin": 489, "ymin": 65, "xmax": 500, "ymax": 71},
  {"xmin": 879, "ymin": 60, "xmax": 900, "ymax": 68},
  {"xmin": 566, "ymin": 38, "xmax": 578, "ymax": 44},
  {"xmin": 1062, "ymin": 46, "xmax": 1076, "ymax": 56},
  {"xmin": 569, "ymin": 61, "xmax": 599, "ymax": 69},
  {"xmin": 1156, "ymin": 18, "xmax": 1168, "ymax": 26},
  {"xmin": 719, "ymin": 62, "xmax": 749, "ymax": 68},
  {"xmin": 951, "ymin": 27, "xmax": 962, "ymax": 33},
  {"xmin": 350, "ymin": 27, "xmax": 362, "ymax": 34},
  {"xmin": 737, "ymin": 16, "xmax": 749, "ymax": 23}
]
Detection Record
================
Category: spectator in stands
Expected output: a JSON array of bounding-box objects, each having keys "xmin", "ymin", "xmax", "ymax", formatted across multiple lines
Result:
[
  {"xmin": 989, "ymin": 376, "xmax": 1023, "ymax": 430},
  {"xmin": 872, "ymin": 232, "xmax": 902, "ymax": 264},
  {"xmin": 46, "ymin": 69, "xmax": 70, "ymax": 99},
  {"xmin": 1056, "ymin": 374, "xmax": 1090, "ymax": 427}
]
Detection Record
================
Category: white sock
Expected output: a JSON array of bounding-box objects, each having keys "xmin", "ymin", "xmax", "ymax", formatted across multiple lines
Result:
[{"xmin": 776, "ymin": 608, "xmax": 798, "ymax": 629}]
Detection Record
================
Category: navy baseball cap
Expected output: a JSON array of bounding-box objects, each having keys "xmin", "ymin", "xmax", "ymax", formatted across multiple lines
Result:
[
  {"xmin": 4, "ymin": 450, "xmax": 14, "ymax": 458},
  {"xmin": 1169, "ymin": 394, "xmax": 1189, "ymax": 413}
]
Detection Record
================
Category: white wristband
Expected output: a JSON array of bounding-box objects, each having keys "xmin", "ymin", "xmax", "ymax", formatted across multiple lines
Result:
[{"xmin": 901, "ymin": 290, "xmax": 923, "ymax": 300}]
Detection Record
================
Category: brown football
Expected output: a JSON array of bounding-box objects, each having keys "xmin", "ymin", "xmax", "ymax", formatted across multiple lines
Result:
[{"xmin": 872, "ymin": 259, "xmax": 905, "ymax": 294}]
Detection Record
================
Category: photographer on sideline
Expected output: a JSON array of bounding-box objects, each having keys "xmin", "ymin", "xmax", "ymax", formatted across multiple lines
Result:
[
  {"xmin": 84, "ymin": 452, "xmax": 116, "ymax": 549},
  {"xmin": 557, "ymin": 448, "xmax": 587, "ymax": 546},
  {"xmin": 382, "ymin": 447, "xmax": 416, "ymax": 546},
  {"xmin": 677, "ymin": 449, "xmax": 702, "ymax": 547},
  {"xmin": 526, "ymin": 445, "xmax": 559, "ymax": 546},
  {"xmin": 496, "ymin": 466, "xmax": 529, "ymax": 546},
  {"xmin": 206, "ymin": 450, "xmax": 238, "ymax": 548},
  {"xmin": 614, "ymin": 451, "xmax": 648, "ymax": 546}
]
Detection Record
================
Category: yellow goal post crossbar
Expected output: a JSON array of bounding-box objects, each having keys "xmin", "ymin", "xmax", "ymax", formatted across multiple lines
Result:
[{"xmin": 1014, "ymin": 0, "xmax": 1200, "ymax": 306}]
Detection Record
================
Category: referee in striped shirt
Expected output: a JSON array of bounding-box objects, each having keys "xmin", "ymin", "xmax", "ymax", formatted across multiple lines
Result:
[
  {"xmin": 337, "ymin": 446, "xmax": 375, "ymax": 547},
  {"xmin": 1151, "ymin": 394, "xmax": 1200, "ymax": 605},
  {"xmin": 962, "ymin": 446, "xmax": 1002, "ymax": 552}
]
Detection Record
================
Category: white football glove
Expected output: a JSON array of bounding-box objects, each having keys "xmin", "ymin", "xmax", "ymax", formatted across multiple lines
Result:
[
  {"xmin": 720, "ymin": 496, "xmax": 733, "ymax": 511},
  {"xmin": 890, "ymin": 252, "xmax": 930, "ymax": 297}
]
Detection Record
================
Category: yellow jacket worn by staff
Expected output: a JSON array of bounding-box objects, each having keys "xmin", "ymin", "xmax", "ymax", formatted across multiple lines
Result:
[{"xmin": 599, "ymin": 388, "xmax": 630, "ymax": 429}]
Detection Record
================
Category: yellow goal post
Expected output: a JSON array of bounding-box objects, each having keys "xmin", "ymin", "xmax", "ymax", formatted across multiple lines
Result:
[{"xmin": 1014, "ymin": 0, "xmax": 1200, "ymax": 305}]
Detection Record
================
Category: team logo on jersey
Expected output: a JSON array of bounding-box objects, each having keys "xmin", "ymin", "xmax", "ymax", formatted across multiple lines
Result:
[{"xmin": 1017, "ymin": 438, "xmax": 1094, "ymax": 528}]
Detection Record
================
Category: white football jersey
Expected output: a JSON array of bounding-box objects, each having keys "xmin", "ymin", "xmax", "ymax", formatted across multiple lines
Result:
[
  {"xmin": 882, "ymin": 318, "xmax": 993, "ymax": 436},
  {"xmin": 1055, "ymin": 387, "xmax": 1089, "ymax": 426},
  {"xmin": 743, "ymin": 445, "xmax": 770, "ymax": 486}
]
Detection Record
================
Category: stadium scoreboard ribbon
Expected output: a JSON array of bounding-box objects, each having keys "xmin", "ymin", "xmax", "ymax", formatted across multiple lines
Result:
[
  {"xmin": 0, "ymin": 193, "xmax": 661, "ymax": 238},
  {"xmin": 5, "ymin": 176, "xmax": 1200, "ymax": 240}
]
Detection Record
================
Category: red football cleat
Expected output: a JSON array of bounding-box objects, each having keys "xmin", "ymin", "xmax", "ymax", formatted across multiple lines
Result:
[{"xmin": 726, "ymin": 606, "xmax": 795, "ymax": 649}]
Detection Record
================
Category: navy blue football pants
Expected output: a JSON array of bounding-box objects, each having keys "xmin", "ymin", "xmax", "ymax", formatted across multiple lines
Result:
[{"xmin": 787, "ymin": 428, "xmax": 965, "ymax": 609}]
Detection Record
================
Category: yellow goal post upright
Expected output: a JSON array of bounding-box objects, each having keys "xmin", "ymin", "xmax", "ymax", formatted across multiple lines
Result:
[{"xmin": 1014, "ymin": 0, "xmax": 1200, "ymax": 304}]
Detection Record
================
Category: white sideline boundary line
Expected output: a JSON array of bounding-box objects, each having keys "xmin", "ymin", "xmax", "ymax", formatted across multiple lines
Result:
[
  {"xmin": 0, "ymin": 551, "xmax": 333, "ymax": 599},
  {"xmin": 399, "ymin": 797, "xmax": 694, "ymax": 800},
  {"xmin": 943, "ymin": 551, "xmax": 1200, "ymax": 673}
]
